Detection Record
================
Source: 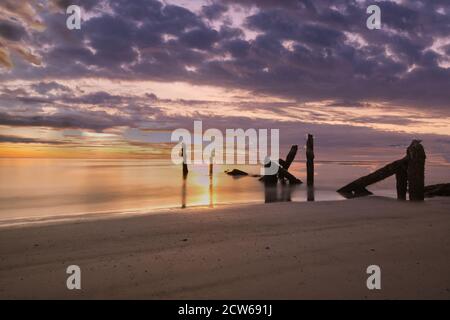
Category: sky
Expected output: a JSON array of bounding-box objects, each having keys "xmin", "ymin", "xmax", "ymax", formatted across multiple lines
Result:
[{"xmin": 0, "ymin": 0, "xmax": 449, "ymax": 162}]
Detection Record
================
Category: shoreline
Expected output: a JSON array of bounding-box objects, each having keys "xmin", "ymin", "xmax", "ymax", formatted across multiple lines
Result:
[
  {"xmin": 1, "ymin": 196, "xmax": 449, "ymax": 299},
  {"xmin": 0, "ymin": 194, "xmax": 444, "ymax": 229},
  {"xmin": 0, "ymin": 199, "xmax": 267, "ymax": 229},
  {"xmin": 0, "ymin": 197, "xmax": 346, "ymax": 229}
]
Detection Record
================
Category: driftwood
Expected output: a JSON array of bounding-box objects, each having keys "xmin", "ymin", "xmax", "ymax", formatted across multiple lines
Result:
[
  {"xmin": 225, "ymin": 169, "xmax": 248, "ymax": 176},
  {"xmin": 306, "ymin": 134, "xmax": 314, "ymax": 186},
  {"xmin": 424, "ymin": 183, "xmax": 450, "ymax": 198}
]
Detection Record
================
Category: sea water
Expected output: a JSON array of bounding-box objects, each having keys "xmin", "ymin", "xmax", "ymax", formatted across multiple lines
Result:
[{"xmin": 0, "ymin": 158, "xmax": 449, "ymax": 222}]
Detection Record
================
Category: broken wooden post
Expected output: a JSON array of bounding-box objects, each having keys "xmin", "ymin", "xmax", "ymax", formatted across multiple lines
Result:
[
  {"xmin": 182, "ymin": 143, "xmax": 188, "ymax": 177},
  {"xmin": 278, "ymin": 165, "xmax": 302, "ymax": 184},
  {"xmin": 424, "ymin": 183, "xmax": 450, "ymax": 198},
  {"xmin": 262, "ymin": 160, "xmax": 278, "ymax": 185},
  {"xmin": 279, "ymin": 145, "xmax": 298, "ymax": 170},
  {"xmin": 407, "ymin": 140, "xmax": 426, "ymax": 201},
  {"xmin": 261, "ymin": 146, "xmax": 303, "ymax": 185},
  {"xmin": 306, "ymin": 134, "xmax": 314, "ymax": 187},
  {"xmin": 261, "ymin": 161, "xmax": 302, "ymax": 184},
  {"xmin": 278, "ymin": 145, "xmax": 298, "ymax": 183},
  {"xmin": 337, "ymin": 157, "xmax": 408, "ymax": 198},
  {"xmin": 337, "ymin": 139, "xmax": 427, "ymax": 200},
  {"xmin": 395, "ymin": 161, "xmax": 408, "ymax": 200}
]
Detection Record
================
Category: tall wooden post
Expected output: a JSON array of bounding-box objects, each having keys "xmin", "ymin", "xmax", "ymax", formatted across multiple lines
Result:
[
  {"xmin": 182, "ymin": 143, "xmax": 188, "ymax": 177},
  {"xmin": 407, "ymin": 140, "xmax": 426, "ymax": 201},
  {"xmin": 209, "ymin": 150, "xmax": 214, "ymax": 177},
  {"xmin": 395, "ymin": 161, "xmax": 407, "ymax": 200},
  {"xmin": 306, "ymin": 134, "xmax": 314, "ymax": 187}
]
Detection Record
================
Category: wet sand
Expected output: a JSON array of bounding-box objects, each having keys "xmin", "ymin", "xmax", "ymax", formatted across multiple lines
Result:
[{"xmin": 0, "ymin": 197, "xmax": 449, "ymax": 299}]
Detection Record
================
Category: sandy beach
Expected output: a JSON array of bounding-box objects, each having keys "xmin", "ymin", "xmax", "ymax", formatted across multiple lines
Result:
[{"xmin": 0, "ymin": 196, "xmax": 449, "ymax": 299}]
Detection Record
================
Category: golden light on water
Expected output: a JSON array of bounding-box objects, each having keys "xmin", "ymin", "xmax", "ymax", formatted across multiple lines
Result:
[{"xmin": 180, "ymin": 165, "xmax": 218, "ymax": 208}]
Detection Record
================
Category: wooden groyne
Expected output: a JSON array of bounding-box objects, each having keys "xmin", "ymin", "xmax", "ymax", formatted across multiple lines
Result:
[
  {"xmin": 338, "ymin": 140, "xmax": 426, "ymax": 201},
  {"xmin": 306, "ymin": 134, "xmax": 314, "ymax": 187},
  {"xmin": 177, "ymin": 135, "xmax": 448, "ymax": 202}
]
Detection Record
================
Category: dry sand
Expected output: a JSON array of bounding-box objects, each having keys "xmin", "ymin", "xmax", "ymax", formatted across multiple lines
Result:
[{"xmin": 0, "ymin": 196, "xmax": 449, "ymax": 299}]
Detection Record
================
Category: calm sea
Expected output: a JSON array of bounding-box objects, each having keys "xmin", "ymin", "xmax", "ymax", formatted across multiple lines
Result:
[{"xmin": 0, "ymin": 158, "xmax": 449, "ymax": 222}]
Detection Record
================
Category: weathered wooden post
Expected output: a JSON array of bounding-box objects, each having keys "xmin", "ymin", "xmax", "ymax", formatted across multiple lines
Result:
[
  {"xmin": 209, "ymin": 149, "xmax": 215, "ymax": 177},
  {"xmin": 279, "ymin": 145, "xmax": 298, "ymax": 170},
  {"xmin": 306, "ymin": 134, "xmax": 314, "ymax": 187},
  {"xmin": 278, "ymin": 145, "xmax": 302, "ymax": 184},
  {"xmin": 407, "ymin": 140, "xmax": 426, "ymax": 201},
  {"xmin": 260, "ymin": 148, "xmax": 302, "ymax": 184},
  {"xmin": 395, "ymin": 161, "xmax": 407, "ymax": 200},
  {"xmin": 337, "ymin": 157, "xmax": 407, "ymax": 198},
  {"xmin": 182, "ymin": 142, "xmax": 188, "ymax": 177}
]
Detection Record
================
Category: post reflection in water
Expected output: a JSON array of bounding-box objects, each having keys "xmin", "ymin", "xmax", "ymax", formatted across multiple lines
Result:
[
  {"xmin": 209, "ymin": 175, "xmax": 214, "ymax": 208},
  {"xmin": 180, "ymin": 171, "xmax": 215, "ymax": 209},
  {"xmin": 180, "ymin": 167, "xmax": 315, "ymax": 209},
  {"xmin": 307, "ymin": 186, "xmax": 315, "ymax": 202},
  {"xmin": 181, "ymin": 174, "xmax": 187, "ymax": 209},
  {"xmin": 264, "ymin": 182, "xmax": 297, "ymax": 203}
]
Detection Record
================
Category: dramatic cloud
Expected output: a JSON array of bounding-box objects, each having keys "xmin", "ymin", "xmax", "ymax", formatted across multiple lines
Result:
[
  {"xmin": 2, "ymin": 0, "xmax": 448, "ymax": 107},
  {"xmin": 0, "ymin": 0, "xmax": 449, "ymax": 160}
]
